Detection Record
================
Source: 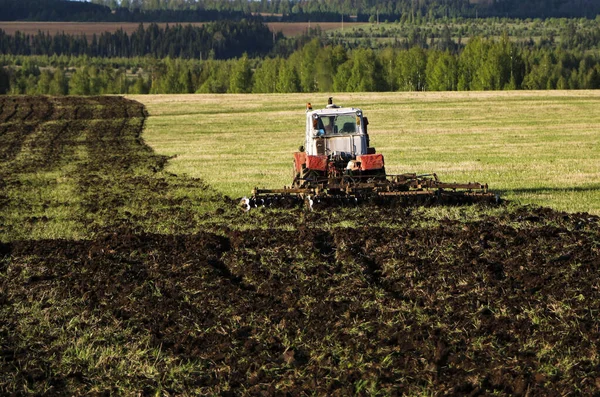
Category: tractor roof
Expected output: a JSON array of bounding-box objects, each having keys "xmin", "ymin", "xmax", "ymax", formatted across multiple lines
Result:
[{"xmin": 309, "ymin": 107, "xmax": 362, "ymax": 116}]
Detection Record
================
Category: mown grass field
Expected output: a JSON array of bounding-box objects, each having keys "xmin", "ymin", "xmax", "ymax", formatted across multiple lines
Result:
[{"xmin": 135, "ymin": 91, "xmax": 600, "ymax": 215}]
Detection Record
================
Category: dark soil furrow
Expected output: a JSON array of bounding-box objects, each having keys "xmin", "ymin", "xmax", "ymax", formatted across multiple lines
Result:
[
  {"xmin": 0, "ymin": 124, "xmax": 37, "ymax": 163},
  {"xmin": 27, "ymin": 97, "xmax": 53, "ymax": 121},
  {"xmin": 20, "ymin": 102, "xmax": 34, "ymax": 121},
  {"xmin": 0, "ymin": 97, "xmax": 61, "ymax": 165},
  {"xmin": 69, "ymin": 98, "xmax": 220, "ymax": 235},
  {"xmin": 4, "ymin": 101, "xmax": 23, "ymax": 123},
  {"xmin": 16, "ymin": 121, "xmax": 76, "ymax": 172},
  {"xmin": 1, "ymin": 98, "xmax": 17, "ymax": 123}
]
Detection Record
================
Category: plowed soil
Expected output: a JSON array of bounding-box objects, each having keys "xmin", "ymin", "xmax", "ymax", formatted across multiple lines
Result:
[{"xmin": 1, "ymin": 96, "xmax": 600, "ymax": 395}]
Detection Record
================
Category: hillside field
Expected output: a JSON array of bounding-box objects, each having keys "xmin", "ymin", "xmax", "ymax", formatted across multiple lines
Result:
[
  {"xmin": 1, "ymin": 95, "xmax": 599, "ymax": 395},
  {"xmin": 0, "ymin": 21, "xmax": 361, "ymax": 38},
  {"xmin": 136, "ymin": 91, "xmax": 600, "ymax": 215}
]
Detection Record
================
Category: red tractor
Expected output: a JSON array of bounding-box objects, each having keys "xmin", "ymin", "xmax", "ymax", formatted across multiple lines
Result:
[{"xmin": 244, "ymin": 98, "xmax": 497, "ymax": 210}]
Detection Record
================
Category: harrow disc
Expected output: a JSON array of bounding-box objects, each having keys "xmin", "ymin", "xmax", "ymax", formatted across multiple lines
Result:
[{"xmin": 242, "ymin": 174, "xmax": 500, "ymax": 211}]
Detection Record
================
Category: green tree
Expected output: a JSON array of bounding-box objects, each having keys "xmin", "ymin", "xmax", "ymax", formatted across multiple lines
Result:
[
  {"xmin": 426, "ymin": 51, "xmax": 458, "ymax": 91},
  {"xmin": 379, "ymin": 47, "xmax": 398, "ymax": 91},
  {"xmin": 275, "ymin": 61, "xmax": 300, "ymax": 93},
  {"xmin": 331, "ymin": 45, "xmax": 348, "ymax": 74},
  {"xmin": 130, "ymin": 74, "xmax": 149, "ymax": 94},
  {"xmin": 397, "ymin": 47, "xmax": 427, "ymax": 91},
  {"xmin": 522, "ymin": 52, "xmax": 555, "ymax": 90},
  {"xmin": 150, "ymin": 58, "xmax": 186, "ymax": 94},
  {"xmin": 346, "ymin": 48, "xmax": 382, "ymax": 92},
  {"xmin": 197, "ymin": 60, "xmax": 230, "ymax": 93},
  {"xmin": 49, "ymin": 68, "xmax": 68, "ymax": 95},
  {"xmin": 299, "ymin": 38, "xmax": 320, "ymax": 92},
  {"xmin": 104, "ymin": 68, "xmax": 128, "ymax": 94},
  {"xmin": 69, "ymin": 66, "xmax": 91, "ymax": 95},
  {"xmin": 473, "ymin": 35, "xmax": 514, "ymax": 90},
  {"xmin": 36, "ymin": 70, "xmax": 53, "ymax": 94},
  {"xmin": 89, "ymin": 66, "xmax": 108, "ymax": 95},
  {"xmin": 20, "ymin": 74, "xmax": 38, "ymax": 95},
  {"xmin": 314, "ymin": 46, "xmax": 334, "ymax": 92},
  {"xmin": 556, "ymin": 75, "xmax": 568, "ymax": 90},
  {"xmin": 333, "ymin": 59, "xmax": 352, "ymax": 92},
  {"xmin": 458, "ymin": 37, "xmax": 486, "ymax": 90},
  {"xmin": 181, "ymin": 69, "xmax": 194, "ymax": 94},
  {"xmin": 252, "ymin": 57, "xmax": 281, "ymax": 93},
  {"xmin": 568, "ymin": 69, "xmax": 580, "ymax": 89},
  {"xmin": 585, "ymin": 66, "xmax": 600, "ymax": 89},
  {"xmin": 228, "ymin": 54, "xmax": 253, "ymax": 94}
]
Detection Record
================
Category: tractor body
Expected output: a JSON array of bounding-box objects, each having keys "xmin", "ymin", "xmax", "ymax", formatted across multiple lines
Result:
[{"xmin": 243, "ymin": 98, "xmax": 497, "ymax": 210}]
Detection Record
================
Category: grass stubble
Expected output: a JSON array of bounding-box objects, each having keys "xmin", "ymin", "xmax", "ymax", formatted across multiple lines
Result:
[{"xmin": 136, "ymin": 91, "xmax": 600, "ymax": 215}]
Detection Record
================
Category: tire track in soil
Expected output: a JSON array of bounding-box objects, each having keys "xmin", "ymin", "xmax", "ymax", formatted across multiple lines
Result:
[
  {"xmin": 221, "ymin": 228, "xmax": 412, "ymax": 394},
  {"xmin": 0, "ymin": 97, "xmax": 84, "ymax": 239}
]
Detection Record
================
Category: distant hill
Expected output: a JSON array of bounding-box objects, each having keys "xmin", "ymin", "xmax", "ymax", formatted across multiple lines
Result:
[
  {"xmin": 0, "ymin": 0, "xmax": 247, "ymax": 22},
  {"xmin": 0, "ymin": 0, "xmax": 110, "ymax": 21},
  {"xmin": 0, "ymin": 0, "xmax": 598, "ymax": 22}
]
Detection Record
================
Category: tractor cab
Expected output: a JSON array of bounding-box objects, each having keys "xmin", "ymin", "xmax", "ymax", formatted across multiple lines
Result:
[
  {"xmin": 291, "ymin": 98, "xmax": 384, "ymax": 186},
  {"xmin": 304, "ymin": 98, "xmax": 370, "ymax": 160}
]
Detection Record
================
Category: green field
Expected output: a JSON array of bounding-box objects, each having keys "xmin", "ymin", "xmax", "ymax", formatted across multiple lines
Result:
[{"xmin": 136, "ymin": 91, "xmax": 600, "ymax": 215}]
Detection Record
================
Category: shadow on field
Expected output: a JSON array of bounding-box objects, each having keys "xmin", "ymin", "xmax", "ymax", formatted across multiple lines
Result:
[{"xmin": 497, "ymin": 184, "xmax": 600, "ymax": 195}]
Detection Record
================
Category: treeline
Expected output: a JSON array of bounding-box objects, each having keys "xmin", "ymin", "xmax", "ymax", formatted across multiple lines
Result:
[
  {"xmin": 0, "ymin": 21, "xmax": 276, "ymax": 60},
  {"xmin": 1, "ymin": 0, "xmax": 599, "ymax": 23},
  {"xmin": 485, "ymin": 0, "xmax": 600, "ymax": 18},
  {"xmin": 4, "ymin": 17, "xmax": 600, "ymax": 64},
  {"xmin": 337, "ymin": 18, "xmax": 600, "ymax": 53},
  {"xmin": 117, "ymin": 0, "xmax": 600, "ymax": 19},
  {"xmin": 0, "ymin": 0, "xmax": 247, "ymax": 22},
  {"xmin": 2, "ymin": 37, "xmax": 600, "ymax": 96}
]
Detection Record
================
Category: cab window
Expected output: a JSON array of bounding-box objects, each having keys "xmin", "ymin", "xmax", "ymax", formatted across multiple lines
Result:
[{"xmin": 335, "ymin": 114, "xmax": 357, "ymax": 134}]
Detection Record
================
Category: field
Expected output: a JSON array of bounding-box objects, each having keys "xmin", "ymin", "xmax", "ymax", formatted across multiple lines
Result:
[
  {"xmin": 137, "ymin": 92, "xmax": 600, "ymax": 215},
  {"xmin": 1, "ymin": 95, "xmax": 600, "ymax": 395},
  {"xmin": 0, "ymin": 21, "xmax": 361, "ymax": 37}
]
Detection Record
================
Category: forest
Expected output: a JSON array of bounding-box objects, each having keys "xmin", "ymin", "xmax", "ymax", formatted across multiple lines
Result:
[
  {"xmin": 2, "ymin": 33, "xmax": 600, "ymax": 96},
  {"xmin": 1, "ymin": 1, "xmax": 600, "ymax": 96},
  {"xmin": 1, "ymin": 0, "xmax": 599, "ymax": 22},
  {"xmin": 0, "ymin": 21, "xmax": 276, "ymax": 59}
]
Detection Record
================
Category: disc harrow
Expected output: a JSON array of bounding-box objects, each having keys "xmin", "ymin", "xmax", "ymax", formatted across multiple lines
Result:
[{"xmin": 241, "ymin": 173, "xmax": 499, "ymax": 211}]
